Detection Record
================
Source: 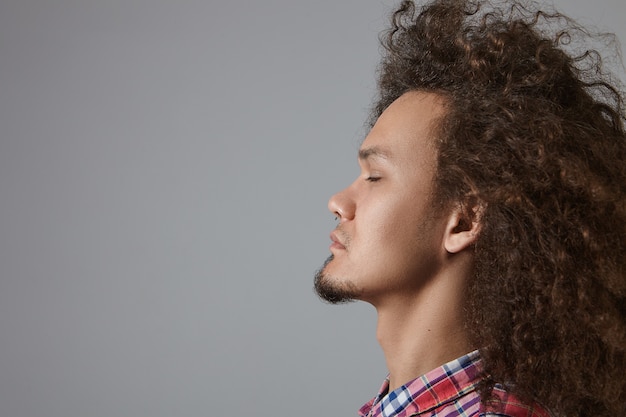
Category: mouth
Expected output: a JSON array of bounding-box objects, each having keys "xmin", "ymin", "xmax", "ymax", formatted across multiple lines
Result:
[{"xmin": 329, "ymin": 231, "xmax": 346, "ymax": 251}]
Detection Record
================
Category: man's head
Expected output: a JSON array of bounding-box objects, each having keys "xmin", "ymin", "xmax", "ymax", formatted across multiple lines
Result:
[
  {"xmin": 315, "ymin": 91, "xmax": 480, "ymax": 306},
  {"xmin": 317, "ymin": 0, "xmax": 626, "ymax": 415}
]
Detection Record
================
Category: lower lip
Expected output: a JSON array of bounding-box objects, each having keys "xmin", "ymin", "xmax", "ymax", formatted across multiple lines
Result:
[{"xmin": 330, "ymin": 242, "xmax": 346, "ymax": 250}]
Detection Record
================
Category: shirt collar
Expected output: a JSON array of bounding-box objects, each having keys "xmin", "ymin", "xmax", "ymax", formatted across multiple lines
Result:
[{"xmin": 359, "ymin": 350, "xmax": 482, "ymax": 417}]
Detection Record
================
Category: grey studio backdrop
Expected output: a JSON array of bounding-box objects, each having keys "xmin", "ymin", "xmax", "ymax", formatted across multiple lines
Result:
[{"xmin": 0, "ymin": 1, "xmax": 624, "ymax": 416}]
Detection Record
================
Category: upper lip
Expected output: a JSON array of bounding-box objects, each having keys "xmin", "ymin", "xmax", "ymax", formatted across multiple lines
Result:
[{"xmin": 330, "ymin": 231, "xmax": 345, "ymax": 248}]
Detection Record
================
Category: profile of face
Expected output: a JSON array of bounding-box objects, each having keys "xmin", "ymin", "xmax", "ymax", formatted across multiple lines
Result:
[{"xmin": 315, "ymin": 91, "xmax": 454, "ymax": 306}]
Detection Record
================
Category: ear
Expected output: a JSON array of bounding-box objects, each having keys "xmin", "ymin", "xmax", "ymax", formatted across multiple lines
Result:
[{"xmin": 443, "ymin": 202, "xmax": 483, "ymax": 254}]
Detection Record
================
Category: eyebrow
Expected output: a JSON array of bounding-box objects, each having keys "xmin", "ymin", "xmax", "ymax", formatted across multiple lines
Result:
[{"xmin": 358, "ymin": 146, "xmax": 391, "ymax": 161}]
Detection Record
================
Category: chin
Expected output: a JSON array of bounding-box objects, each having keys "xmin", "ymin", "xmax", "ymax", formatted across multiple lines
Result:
[{"xmin": 314, "ymin": 255, "xmax": 361, "ymax": 304}]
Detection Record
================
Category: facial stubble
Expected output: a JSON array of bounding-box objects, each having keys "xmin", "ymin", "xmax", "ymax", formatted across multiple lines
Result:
[{"xmin": 314, "ymin": 254, "xmax": 362, "ymax": 304}]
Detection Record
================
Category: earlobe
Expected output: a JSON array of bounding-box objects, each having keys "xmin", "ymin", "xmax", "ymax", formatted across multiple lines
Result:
[{"xmin": 444, "ymin": 204, "xmax": 483, "ymax": 254}]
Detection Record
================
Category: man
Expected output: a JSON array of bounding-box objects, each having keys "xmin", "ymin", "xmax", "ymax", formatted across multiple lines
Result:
[{"xmin": 314, "ymin": 1, "xmax": 626, "ymax": 416}]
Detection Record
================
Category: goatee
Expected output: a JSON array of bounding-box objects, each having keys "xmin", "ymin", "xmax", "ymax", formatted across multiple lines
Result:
[{"xmin": 313, "ymin": 255, "xmax": 359, "ymax": 304}]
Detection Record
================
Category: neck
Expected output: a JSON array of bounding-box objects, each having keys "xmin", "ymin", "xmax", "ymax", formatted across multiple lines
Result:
[{"xmin": 373, "ymin": 258, "xmax": 474, "ymax": 391}]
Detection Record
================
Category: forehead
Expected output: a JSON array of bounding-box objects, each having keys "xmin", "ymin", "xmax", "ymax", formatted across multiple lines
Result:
[{"xmin": 360, "ymin": 91, "xmax": 447, "ymax": 162}]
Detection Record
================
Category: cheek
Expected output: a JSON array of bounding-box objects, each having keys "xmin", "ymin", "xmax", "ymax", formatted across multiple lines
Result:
[
  {"xmin": 359, "ymin": 198, "xmax": 422, "ymax": 250},
  {"xmin": 375, "ymin": 199, "xmax": 442, "ymax": 256}
]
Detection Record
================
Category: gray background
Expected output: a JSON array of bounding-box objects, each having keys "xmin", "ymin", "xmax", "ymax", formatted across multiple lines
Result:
[{"xmin": 0, "ymin": 1, "xmax": 624, "ymax": 416}]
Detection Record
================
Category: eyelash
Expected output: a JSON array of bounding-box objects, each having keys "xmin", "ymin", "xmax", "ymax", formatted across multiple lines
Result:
[{"xmin": 366, "ymin": 176, "xmax": 381, "ymax": 182}]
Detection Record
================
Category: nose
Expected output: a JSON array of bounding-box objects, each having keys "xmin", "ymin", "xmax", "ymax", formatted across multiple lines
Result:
[{"xmin": 328, "ymin": 186, "xmax": 356, "ymax": 221}]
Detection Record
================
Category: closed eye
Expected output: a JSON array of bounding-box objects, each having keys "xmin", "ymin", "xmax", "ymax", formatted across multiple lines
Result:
[{"xmin": 366, "ymin": 176, "xmax": 381, "ymax": 182}]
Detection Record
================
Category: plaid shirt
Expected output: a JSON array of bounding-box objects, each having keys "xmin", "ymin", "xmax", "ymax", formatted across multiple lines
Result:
[{"xmin": 358, "ymin": 351, "xmax": 551, "ymax": 417}]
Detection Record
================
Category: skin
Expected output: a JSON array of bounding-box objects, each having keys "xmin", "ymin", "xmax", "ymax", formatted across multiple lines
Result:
[{"xmin": 317, "ymin": 91, "xmax": 481, "ymax": 390}]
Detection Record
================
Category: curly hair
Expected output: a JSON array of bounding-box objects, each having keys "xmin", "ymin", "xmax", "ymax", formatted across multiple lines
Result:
[{"xmin": 372, "ymin": 1, "xmax": 626, "ymax": 416}]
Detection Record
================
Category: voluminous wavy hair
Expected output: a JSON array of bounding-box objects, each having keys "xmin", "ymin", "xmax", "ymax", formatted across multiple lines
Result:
[{"xmin": 373, "ymin": 1, "xmax": 626, "ymax": 416}]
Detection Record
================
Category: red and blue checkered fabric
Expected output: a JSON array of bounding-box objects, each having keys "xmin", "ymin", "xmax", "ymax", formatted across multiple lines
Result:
[{"xmin": 358, "ymin": 351, "xmax": 551, "ymax": 417}]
